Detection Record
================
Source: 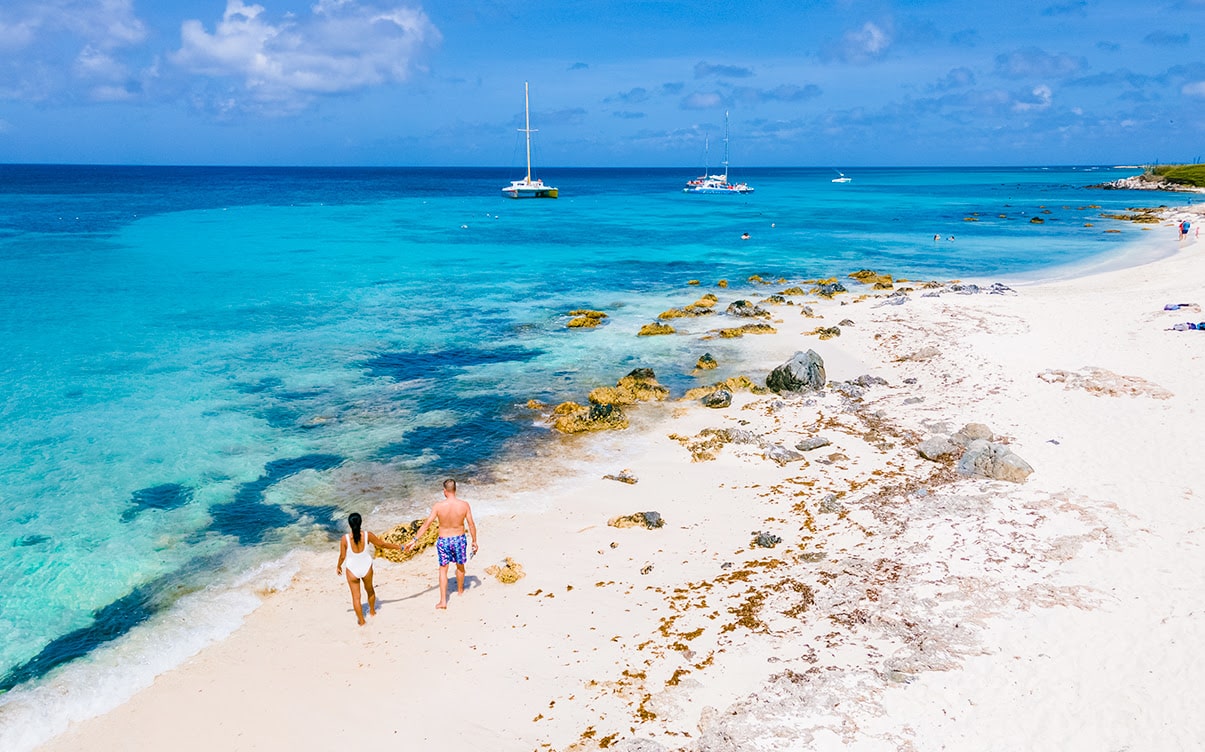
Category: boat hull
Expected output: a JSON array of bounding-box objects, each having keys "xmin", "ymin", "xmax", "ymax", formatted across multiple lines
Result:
[
  {"xmin": 502, "ymin": 186, "xmax": 558, "ymax": 199},
  {"xmin": 683, "ymin": 185, "xmax": 754, "ymax": 194}
]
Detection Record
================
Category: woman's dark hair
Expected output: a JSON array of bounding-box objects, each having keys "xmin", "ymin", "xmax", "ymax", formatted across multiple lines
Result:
[{"xmin": 348, "ymin": 512, "xmax": 362, "ymax": 545}]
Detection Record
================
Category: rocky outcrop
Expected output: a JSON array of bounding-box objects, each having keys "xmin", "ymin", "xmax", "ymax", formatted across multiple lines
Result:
[
  {"xmin": 377, "ymin": 519, "xmax": 440, "ymax": 563},
  {"xmin": 637, "ymin": 322, "xmax": 675, "ymax": 336},
  {"xmin": 696, "ymin": 352, "xmax": 718, "ymax": 370},
  {"xmin": 588, "ymin": 368, "xmax": 670, "ymax": 405},
  {"xmin": 550, "ymin": 401, "xmax": 629, "ymax": 433},
  {"xmin": 701, "ymin": 388, "xmax": 733, "ymax": 408},
  {"xmin": 567, "ymin": 309, "xmax": 607, "ymax": 328},
  {"xmin": 766, "ymin": 350, "xmax": 826, "ymax": 393},
  {"xmin": 849, "ymin": 269, "xmax": 894, "ymax": 288},
  {"xmin": 807, "ymin": 326, "xmax": 841, "ymax": 340},
  {"xmin": 683, "ymin": 375, "xmax": 762, "ymax": 402},
  {"xmin": 717, "ymin": 323, "xmax": 777, "ymax": 338},
  {"xmin": 810, "ymin": 280, "xmax": 847, "ymax": 298}
]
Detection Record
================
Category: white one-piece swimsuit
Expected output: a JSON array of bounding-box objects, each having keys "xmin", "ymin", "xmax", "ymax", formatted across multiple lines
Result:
[{"xmin": 344, "ymin": 533, "xmax": 374, "ymax": 579}]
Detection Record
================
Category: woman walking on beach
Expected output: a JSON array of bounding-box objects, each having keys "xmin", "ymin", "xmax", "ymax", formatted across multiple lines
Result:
[{"xmin": 336, "ymin": 512, "xmax": 402, "ymax": 625}]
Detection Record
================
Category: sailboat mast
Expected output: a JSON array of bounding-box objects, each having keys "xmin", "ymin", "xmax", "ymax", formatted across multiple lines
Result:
[
  {"xmin": 524, "ymin": 81, "xmax": 533, "ymax": 183},
  {"xmin": 722, "ymin": 110, "xmax": 730, "ymax": 182}
]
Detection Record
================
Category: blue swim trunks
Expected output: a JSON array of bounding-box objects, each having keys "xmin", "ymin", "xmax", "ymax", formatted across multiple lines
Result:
[{"xmin": 436, "ymin": 534, "xmax": 468, "ymax": 566}]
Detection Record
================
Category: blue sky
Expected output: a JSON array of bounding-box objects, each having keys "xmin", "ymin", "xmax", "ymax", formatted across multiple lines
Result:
[{"xmin": 1, "ymin": 0, "xmax": 1202, "ymax": 166}]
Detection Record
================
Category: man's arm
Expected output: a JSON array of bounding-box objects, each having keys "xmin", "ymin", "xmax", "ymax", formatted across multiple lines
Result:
[
  {"xmin": 405, "ymin": 508, "xmax": 438, "ymax": 551},
  {"xmin": 466, "ymin": 506, "xmax": 478, "ymax": 554}
]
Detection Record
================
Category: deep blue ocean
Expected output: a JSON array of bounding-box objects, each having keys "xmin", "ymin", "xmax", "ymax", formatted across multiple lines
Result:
[{"xmin": 0, "ymin": 164, "xmax": 1195, "ymax": 746}]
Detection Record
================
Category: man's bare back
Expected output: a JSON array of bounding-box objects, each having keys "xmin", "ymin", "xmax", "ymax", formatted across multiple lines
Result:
[{"xmin": 431, "ymin": 495, "xmax": 472, "ymax": 537}]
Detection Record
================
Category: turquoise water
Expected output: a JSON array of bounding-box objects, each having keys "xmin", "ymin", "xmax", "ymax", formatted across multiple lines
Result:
[{"xmin": 0, "ymin": 165, "xmax": 1194, "ymax": 743}]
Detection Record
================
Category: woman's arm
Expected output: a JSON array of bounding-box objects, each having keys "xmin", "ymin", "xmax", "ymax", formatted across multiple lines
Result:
[
  {"xmin": 336, "ymin": 535, "xmax": 347, "ymax": 574},
  {"xmin": 367, "ymin": 531, "xmax": 402, "ymax": 551},
  {"xmin": 405, "ymin": 509, "xmax": 437, "ymax": 551}
]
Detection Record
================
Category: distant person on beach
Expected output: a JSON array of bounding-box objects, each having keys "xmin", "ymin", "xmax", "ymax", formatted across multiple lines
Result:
[
  {"xmin": 337, "ymin": 512, "xmax": 403, "ymax": 626},
  {"xmin": 406, "ymin": 479, "xmax": 479, "ymax": 610}
]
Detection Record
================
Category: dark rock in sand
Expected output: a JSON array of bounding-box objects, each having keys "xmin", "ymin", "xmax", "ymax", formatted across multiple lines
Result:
[
  {"xmin": 702, "ymin": 388, "xmax": 733, "ymax": 408},
  {"xmin": 764, "ymin": 444, "xmax": 806, "ymax": 465},
  {"xmin": 951, "ymin": 422, "xmax": 993, "ymax": 446},
  {"xmin": 838, "ymin": 318, "xmax": 855, "ymax": 327},
  {"xmin": 766, "ymin": 350, "xmax": 826, "ymax": 393},
  {"xmin": 957, "ymin": 439, "xmax": 1034, "ymax": 483},
  {"xmin": 752, "ymin": 531, "xmax": 783, "ymax": 548},
  {"xmin": 853, "ymin": 374, "xmax": 889, "ymax": 387},
  {"xmin": 795, "ymin": 436, "xmax": 832, "ymax": 452},
  {"xmin": 831, "ymin": 381, "xmax": 865, "ymax": 399},
  {"xmin": 917, "ymin": 436, "xmax": 959, "ymax": 461},
  {"xmin": 609, "ymin": 511, "xmax": 665, "ymax": 529},
  {"xmin": 726, "ymin": 299, "xmax": 771, "ymax": 318},
  {"xmin": 603, "ymin": 469, "xmax": 639, "ymax": 484}
]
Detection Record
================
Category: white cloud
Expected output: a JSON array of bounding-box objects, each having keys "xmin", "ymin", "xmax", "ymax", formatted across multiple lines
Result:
[
  {"xmin": 838, "ymin": 22, "xmax": 892, "ymax": 63},
  {"xmin": 681, "ymin": 91, "xmax": 723, "ymax": 110},
  {"xmin": 171, "ymin": 0, "xmax": 441, "ymax": 112},
  {"xmin": 1183, "ymin": 81, "xmax": 1205, "ymax": 97},
  {"xmin": 1013, "ymin": 84, "xmax": 1053, "ymax": 111},
  {"xmin": 0, "ymin": 1, "xmax": 147, "ymax": 101}
]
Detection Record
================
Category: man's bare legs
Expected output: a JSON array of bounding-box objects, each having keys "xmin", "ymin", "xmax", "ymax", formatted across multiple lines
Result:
[
  {"xmin": 437, "ymin": 564, "xmax": 450, "ymax": 609},
  {"xmin": 363, "ymin": 568, "xmax": 378, "ymax": 617},
  {"xmin": 455, "ymin": 563, "xmax": 466, "ymax": 594},
  {"xmin": 345, "ymin": 573, "xmax": 366, "ymax": 626}
]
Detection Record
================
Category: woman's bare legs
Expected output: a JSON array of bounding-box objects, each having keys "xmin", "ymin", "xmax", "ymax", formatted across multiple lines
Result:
[
  {"xmin": 363, "ymin": 567, "xmax": 378, "ymax": 617},
  {"xmin": 345, "ymin": 571, "xmax": 365, "ymax": 626}
]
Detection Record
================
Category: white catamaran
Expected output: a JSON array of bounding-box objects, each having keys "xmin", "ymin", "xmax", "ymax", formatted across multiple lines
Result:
[
  {"xmin": 502, "ymin": 82, "xmax": 558, "ymax": 199},
  {"xmin": 684, "ymin": 111, "xmax": 753, "ymax": 194}
]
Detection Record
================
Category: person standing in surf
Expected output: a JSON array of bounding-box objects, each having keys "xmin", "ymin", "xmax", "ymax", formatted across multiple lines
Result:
[
  {"xmin": 405, "ymin": 479, "xmax": 479, "ymax": 610},
  {"xmin": 336, "ymin": 512, "xmax": 403, "ymax": 626}
]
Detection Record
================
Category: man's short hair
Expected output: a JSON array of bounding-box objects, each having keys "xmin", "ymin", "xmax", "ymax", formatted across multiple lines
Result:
[{"xmin": 443, "ymin": 478, "xmax": 457, "ymax": 492}]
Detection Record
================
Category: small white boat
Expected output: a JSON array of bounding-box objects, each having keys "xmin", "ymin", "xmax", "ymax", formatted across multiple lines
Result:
[
  {"xmin": 502, "ymin": 82, "xmax": 558, "ymax": 199},
  {"xmin": 685, "ymin": 111, "xmax": 753, "ymax": 194},
  {"xmin": 832, "ymin": 170, "xmax": 852, "ymax": 183}
]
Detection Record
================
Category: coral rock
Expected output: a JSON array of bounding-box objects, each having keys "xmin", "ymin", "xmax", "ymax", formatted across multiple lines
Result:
[
  {"xmin": 638, "ymin": 322, "xmax": 675, "ymax": 336},
  {"xmin": 376, "ymin": 519, "xmax": 440, "ymax": 563},
  {"xmin": 609, "ymin": 511, "xmax": 665, "ymax": 529},
  {"xmin": 696, "ymin": 352, "xmax": 719, "ymax": 370},
  {"xmin": 550, "ymin": 401, "xmax": 630, "ymax": 433},
  {"xmin": 484, "ymin": 557, "xmax": 526, "ymax": 583}
]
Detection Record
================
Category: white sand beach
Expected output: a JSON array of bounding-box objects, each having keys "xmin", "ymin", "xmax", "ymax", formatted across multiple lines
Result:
[{"xmin": 34, "ymin": 207, "xmax": 1205, "ymax": 751}]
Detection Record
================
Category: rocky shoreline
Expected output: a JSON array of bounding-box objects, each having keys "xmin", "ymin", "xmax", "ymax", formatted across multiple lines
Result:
[{"xmin": 1091, "ymin": 173, "xmax": 1205, "ymax": 193}]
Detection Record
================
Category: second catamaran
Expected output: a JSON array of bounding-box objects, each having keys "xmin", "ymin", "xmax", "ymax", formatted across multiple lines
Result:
[{"xmin": 684, "ymin": 111, "xmax": 753, "ymax": 194}]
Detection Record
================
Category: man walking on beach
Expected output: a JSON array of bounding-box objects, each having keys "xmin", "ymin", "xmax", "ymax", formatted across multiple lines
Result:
[{"xmin": 406, "ymin": 479, "xmax": 478, "ymax": 609}]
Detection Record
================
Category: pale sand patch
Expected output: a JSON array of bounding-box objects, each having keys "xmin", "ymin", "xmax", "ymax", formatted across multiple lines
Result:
[{"xmin": 31, "ymin": 218, "xmax": 1205, "ymax": 751}]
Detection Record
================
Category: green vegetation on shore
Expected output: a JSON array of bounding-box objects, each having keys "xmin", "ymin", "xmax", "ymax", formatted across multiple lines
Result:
[{"xmin": 1150, "ymin": 164, "xmax": 1205, "ymax": 187}]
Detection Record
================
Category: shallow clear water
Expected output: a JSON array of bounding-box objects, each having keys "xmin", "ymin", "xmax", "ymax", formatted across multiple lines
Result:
[{"xmin": 0, "ymin": 164, "xmax": 1194, "ymax": 737}]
